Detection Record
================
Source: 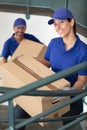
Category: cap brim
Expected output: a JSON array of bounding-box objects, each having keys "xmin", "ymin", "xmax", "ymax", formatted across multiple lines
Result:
[
  {"xmin": 14, "ymin": 25, "xmax": 26, "ymax": 27},
  {"xmin": 48, "ymin": 19, "xmax": 54, "ymax": 25}
]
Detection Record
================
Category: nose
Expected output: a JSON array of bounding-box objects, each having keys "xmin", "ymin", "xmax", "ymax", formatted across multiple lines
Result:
[{"xmin": 19, "ymin": 28, "xmax": 23, "ymax": 32}]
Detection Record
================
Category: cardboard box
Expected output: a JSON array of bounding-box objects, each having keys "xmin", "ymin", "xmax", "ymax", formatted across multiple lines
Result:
[
  {"xmin": 12, "ymin": 39, "xmax": 47, "ymax": 59},
  {"xmin": 0, "ymin": 59, "xmax": 3, "ymax": 65},
  {"xmin": 0, "ymin": 55, "xmax": 70, "ymax": 126}
]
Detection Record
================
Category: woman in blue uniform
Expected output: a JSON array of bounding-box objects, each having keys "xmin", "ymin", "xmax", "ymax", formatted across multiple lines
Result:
[{"xmin": 37, "ymin": 8, "xmax": 87, "ymax": 125}]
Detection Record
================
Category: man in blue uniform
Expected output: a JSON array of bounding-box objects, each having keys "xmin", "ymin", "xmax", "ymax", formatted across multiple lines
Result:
[
  {"xmin": 1, "ymin": 17, "xmax": 41, "ymax": 63},
  {"xmin": 1, "ymin": 17, "xmax": 42, "ymax": 130}
]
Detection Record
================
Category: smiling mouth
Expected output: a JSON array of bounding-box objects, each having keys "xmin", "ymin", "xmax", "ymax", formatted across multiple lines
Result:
[{"xmin": 58, "ymin": 30, "xmax": 63, "ymax": 34}]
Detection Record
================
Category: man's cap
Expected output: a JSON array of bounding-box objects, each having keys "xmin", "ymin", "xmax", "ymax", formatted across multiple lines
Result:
[
  {"xmin": 48, "ymin": 8, "xmax": 74, "ymax": 25},
  {"xmin": 13, "ymin": 18, "xmax": 26, "ymax": 27}
]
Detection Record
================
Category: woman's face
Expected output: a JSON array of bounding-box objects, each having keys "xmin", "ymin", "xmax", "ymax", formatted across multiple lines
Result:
[{"xmin": 54, "ymin": 19, "xmax": 74, "ymax": 38}]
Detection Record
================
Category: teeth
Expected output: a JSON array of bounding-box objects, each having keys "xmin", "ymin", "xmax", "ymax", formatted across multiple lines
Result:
[{"xmin": 58, "ymin": 30, "xmax": 62, "ymax": 34}]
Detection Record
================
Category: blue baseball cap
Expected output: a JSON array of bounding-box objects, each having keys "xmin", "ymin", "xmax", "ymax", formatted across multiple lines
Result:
[
  {"xmin": 13, "ymin": 18, "xmax": 26, "ymax": 27},
  {"xmin": 48, "ymin": 8, "xmax": 74, "ymax": 25}
]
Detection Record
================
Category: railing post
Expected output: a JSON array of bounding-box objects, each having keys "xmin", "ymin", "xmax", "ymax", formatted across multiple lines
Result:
[{"xmin": 8, "ymin": 100, "xmax": 15, "ymax": 130}]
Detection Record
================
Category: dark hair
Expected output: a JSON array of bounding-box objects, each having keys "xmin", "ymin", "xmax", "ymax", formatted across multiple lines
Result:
[{"xmin": 67, "ymin": 18, "xmax": 76, "ymax": 34}]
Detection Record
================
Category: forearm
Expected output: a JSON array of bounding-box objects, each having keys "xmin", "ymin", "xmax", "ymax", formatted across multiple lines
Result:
[
  {"xmin": 71, "ymin": 75, "xmax": 87, "ymax": 90},
  {"xmin": 35, "ymin": 57, "xmax": 50, "ymax": 68},
  {"xmin": 72, "ymin": 80, "xmax": 86, "ymax": 90}
]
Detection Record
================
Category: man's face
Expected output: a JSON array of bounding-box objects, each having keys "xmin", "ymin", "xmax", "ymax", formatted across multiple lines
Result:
[{"xmin": 13, "ymin": 26, "xmax": 26, "ymax": 38}]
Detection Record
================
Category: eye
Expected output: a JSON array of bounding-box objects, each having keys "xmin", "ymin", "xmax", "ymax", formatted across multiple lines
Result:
[
  {"xmin": 59, "ymin": 20, "xmax": 65, "ymax": 24},
  {"xmin": 54, "ymin": 23, "xmax": 57, "ymax": 27},
  {"xmin": 54, "ymin": 20, "xmax": 65, "ymax": 27}
]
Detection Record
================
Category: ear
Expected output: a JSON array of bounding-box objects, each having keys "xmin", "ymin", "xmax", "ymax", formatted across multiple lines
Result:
[
  {"xmin": 70, "ymin": 18, "xmax": 75, "ymax": 27},
  {"xmin": 13, "ymin": 26, "xmax": 15, "ymax": 30}
]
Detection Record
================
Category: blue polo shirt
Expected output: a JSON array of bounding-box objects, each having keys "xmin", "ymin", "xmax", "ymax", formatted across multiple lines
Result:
[
  {"xmin": 44, "ymin": 36, "xmax": 87, "ymax": 86},
  {"xmin": 2, "ymin": 33, "xmax": 41, "ymax": 58}
]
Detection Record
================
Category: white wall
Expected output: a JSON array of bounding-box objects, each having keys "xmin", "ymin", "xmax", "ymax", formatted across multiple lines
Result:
[{"xmin": 0, "ymin": 11, "xmax": 87, "ymax": 54}]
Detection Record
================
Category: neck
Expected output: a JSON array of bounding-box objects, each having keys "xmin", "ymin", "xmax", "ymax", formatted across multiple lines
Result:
[
  {"xmin": 63, "ymin": 33, "xmax": 76, "ymax": 50},
  {"xmin": 14, "ymin": 34, "xmax": 24, "ymax": 44}
]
